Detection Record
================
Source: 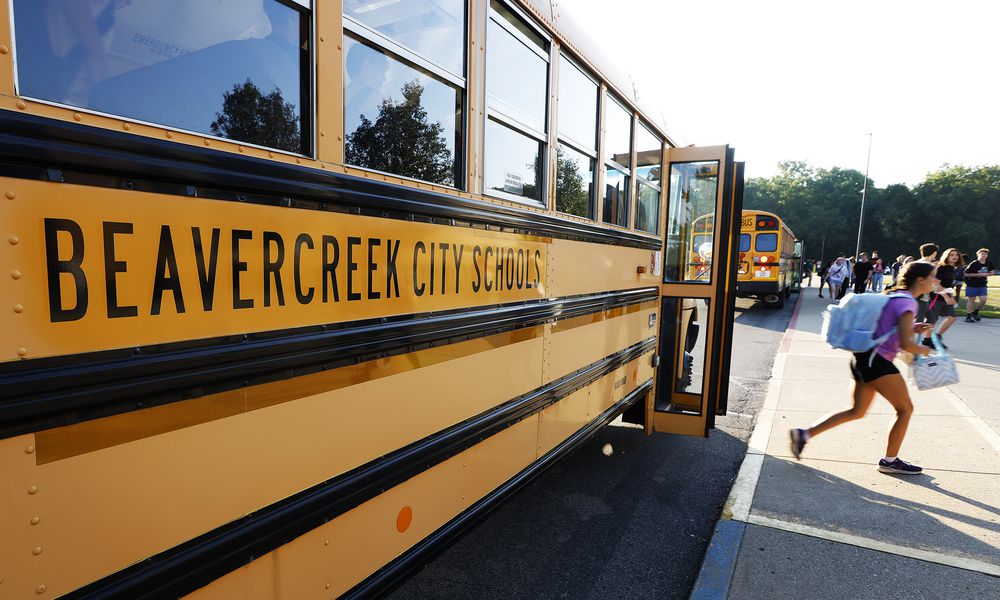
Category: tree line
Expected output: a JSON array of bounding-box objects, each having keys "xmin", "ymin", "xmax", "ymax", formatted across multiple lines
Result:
[{"xmin": 744, "ymin": 161, "xmax": 1000, "ymax": 264}]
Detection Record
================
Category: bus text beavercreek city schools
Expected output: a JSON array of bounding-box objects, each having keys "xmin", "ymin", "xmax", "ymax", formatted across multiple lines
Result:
[{"xmin": 43, "ymin": 218, "xmax": 545, "ymax": 323}]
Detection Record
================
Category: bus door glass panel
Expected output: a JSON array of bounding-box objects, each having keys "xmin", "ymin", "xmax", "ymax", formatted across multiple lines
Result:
[
  {"xmin": 664, "ymin": 161, "xmax": 719, "ymax": 284},
  {"xmin": 655, "ymin": 297, "xmax": 709, "ymax": 413}
]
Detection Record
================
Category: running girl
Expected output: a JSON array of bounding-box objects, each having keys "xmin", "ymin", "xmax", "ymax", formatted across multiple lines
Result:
[{"xmin": 790, "ymin": 261, "xmax": 936, "ymax": 474}]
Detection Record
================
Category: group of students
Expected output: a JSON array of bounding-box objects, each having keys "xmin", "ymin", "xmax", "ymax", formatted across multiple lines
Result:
[
  {"xmin": 809, "ymin": 253, "xmax": 875, "ymax": 301},
  {"xmin": 790, "ymin": 243, "xmax": 995, "ymax": 476}
]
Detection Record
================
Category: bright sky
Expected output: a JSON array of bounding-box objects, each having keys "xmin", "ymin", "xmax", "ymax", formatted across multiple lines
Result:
[{"xmin": 570, "ymin": 0, "xmax": 1000, "ymax": 187}]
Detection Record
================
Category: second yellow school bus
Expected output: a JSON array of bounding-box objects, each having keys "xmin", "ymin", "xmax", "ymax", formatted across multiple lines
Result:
[{"xmin": 736, "ymin": 211, "xmax": 796, "ymax": 308}]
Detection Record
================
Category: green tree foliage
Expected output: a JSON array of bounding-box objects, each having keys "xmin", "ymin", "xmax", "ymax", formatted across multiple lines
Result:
[
  {"xmin": 744, "ymin": 161, "xmax": 999, "ymax": 264},
  {"xmin": 345, "ymin": 80, "xmax": 455, "ymax": 186},
  {"xmin": 210, "ymin": 79, "xmax": 300, "ymax": 153},
  {"xmin": 911, "ymin": 165, "xmax": 1000, "ymax": 255}
]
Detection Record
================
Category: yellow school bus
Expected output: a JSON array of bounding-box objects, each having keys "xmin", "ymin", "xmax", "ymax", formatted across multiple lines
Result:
[
  {"xmin": 0, "ymin": 1, "xmax": 742, "ymax": 597},
  {"xmin": 736, "ymin": 211, "xmax": 796, "ymax": 308}
]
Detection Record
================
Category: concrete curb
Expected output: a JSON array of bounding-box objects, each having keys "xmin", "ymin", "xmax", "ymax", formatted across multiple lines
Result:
[{"xmin": 688, "ymin": 520, "xmax": 747, "ymax": 600}]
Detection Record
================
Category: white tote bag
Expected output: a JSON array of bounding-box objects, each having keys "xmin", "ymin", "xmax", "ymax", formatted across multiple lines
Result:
[{"xmin": 911, "ymin": 334, "xmax": 959, "ymax": 390}]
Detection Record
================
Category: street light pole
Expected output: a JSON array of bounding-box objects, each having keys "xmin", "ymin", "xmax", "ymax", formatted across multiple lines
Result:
[{"xmin": 855, "ymin": 133, "xmax": 873, "ymax": 260}]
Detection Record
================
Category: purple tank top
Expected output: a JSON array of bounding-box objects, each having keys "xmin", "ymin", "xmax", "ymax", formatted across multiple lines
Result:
[{"xmin": 874, "ymin": 294, "xmax": 918, "ymax": 360}]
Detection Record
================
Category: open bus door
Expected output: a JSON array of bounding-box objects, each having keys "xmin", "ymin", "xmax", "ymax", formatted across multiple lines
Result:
[
  {"xmin": 650, "ymin": 146, "xmax": 743, "ymax": 437},
  {"xmin": 791, "ymin": 239, "xmax": 804, "ymax": 292}
]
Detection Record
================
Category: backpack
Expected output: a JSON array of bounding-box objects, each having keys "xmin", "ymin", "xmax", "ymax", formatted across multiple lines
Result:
[{"xmin": 822, "ymin": 292, "xmax": 911, "ymax": 353}]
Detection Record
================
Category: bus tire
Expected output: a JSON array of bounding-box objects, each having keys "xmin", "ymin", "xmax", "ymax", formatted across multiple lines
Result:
[{"xmin": 763, "ymin": 293, "xmax": 783, "ymax": 309}]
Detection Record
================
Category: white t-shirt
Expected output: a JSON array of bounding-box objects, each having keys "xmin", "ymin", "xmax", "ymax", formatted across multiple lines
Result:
[{"xmin": 827, "ymin": 261, "xmax": 850, "ymax": 282}]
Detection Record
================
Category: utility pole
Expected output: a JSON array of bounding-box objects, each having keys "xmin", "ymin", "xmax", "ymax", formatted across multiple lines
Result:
[{"xmin": 855, "ymin": 133, "xmax": 873, "ymax": 259}]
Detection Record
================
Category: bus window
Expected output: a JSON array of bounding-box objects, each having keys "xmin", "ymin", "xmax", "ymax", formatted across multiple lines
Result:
[
  {"xmin": 12, "ymin": 0, "xmax": 311, "ymax": 154},
  {"xmin": 755, "ymin": 233, "xmax": 778, "ymax": 252},
  {"xmin": 344, "ymin": 0, "xmax": 464, "ymax": 76},
  {"xmin": 343, "ymin": 36, "xmax": 463, "ymax": 187},
  {"xmin": 694, "ymin": 235, "xmax": 713, "ymax": 252},
  {"xmin": 739, "ymin": 233, "xmax": 751, "ymax": 252},
  {"xmin": 634, "ymin": 122, "xmax": 662, "ymax": 234},
  {"xmin": 556, "ymin": 54, "xmax": 598, "ymax": 218},
  {"xmin": 485, "ymin": 1, "xmax": 549, "ymax": 204},
  {"xmin": 602, "ymin": 95, "xmax": 632, "ymax": 227}
]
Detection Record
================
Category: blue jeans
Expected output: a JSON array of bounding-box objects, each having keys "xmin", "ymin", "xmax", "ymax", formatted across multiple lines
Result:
[{"xmin": 871, "ymin": 272, "xmax": 884, "ymax": 292}]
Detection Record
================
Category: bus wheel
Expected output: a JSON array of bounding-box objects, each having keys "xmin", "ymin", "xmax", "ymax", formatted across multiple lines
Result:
[{"xmin": 763, "ymin": 294, "xmax": 784, "ymax": 309}]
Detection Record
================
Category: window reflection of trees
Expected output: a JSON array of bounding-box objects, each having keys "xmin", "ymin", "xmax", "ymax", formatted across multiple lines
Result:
[
  {"xmin": 211, "ymin": 80, "xmax": 300, "ymax": 153},
  {"xmin": 345, "ymin": 81, "xmax": 455, "ymax": 187},
  {"xmin": 11, "ymin": 0, "xmax": 306, "ymax": 152}
]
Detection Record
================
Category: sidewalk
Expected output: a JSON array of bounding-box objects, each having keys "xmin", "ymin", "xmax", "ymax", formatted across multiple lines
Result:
[{"xmin": 691, "ymin": 290, "xmax": 1000, "ymax": 600}]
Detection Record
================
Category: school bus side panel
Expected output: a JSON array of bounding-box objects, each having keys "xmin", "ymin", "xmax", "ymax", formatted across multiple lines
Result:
[{"xmin": 0, "ymin": 334, "xmax": 543, "ymax": 598}]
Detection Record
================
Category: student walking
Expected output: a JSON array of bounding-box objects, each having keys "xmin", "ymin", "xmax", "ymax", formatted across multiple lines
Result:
[
  {"xmin": 927, "ymin": 248, "xmax": 963, "ymax": 348},
  {"xmin": 790, "ymin": 261, "xmax": 936, "ymax": 474},
  {"xmin": 954, "ymin": 254, "xmax": 969, "ymax": 299},
  {"xmin": 818, "ymin": 259, "xmax": 832, "ymax": 298},
  {"xmin": 826, "ymin": 254, "xmax": 851, "ymax": 301},
  {"xmin": 853, "ymin": 252, "xmax": 874, "ymax": 294},
  {"xmin": 871, "ymin": 258, "xmax": 886, "ymax": 292},
  {"xmin": 890, "ymin": 255, "xmax": 905, "ymax": 286},
  {"xmin": 915, "ymin": 243, "xmax": 939, "ymax": 325},
  {"xmin": 964, "ymin": 248, "xmax": 996, "ymax": 322}
]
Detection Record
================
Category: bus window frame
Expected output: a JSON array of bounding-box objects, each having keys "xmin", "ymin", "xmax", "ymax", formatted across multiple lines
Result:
[
  {"xmin": 554, "ymin": 52, "xmax": 599, "ymax": 220},
  {"xmin": 483, "ymin": 0, "xmax": 551, "ymax": 207},
  {"xmin": 9, "ymin": 0, "xmax": 317, "ymax": 158},
  {"xmin": 342, "ymin": 2, "xmax": 468, "ymax": 190},
  {"xmin": 601, "ymin": 93, "xmax": 633, "ymax": 228},
  {"xmin": 755, "ymin": 232, "xmax": 778, "ymax": 253},
  {"xmin": 634, "ymin": 119, "xmax": 662, "ymax": 235},
  {"xmin": 739, "ymin": 233, "xmax": 751, "ymax": 252}
]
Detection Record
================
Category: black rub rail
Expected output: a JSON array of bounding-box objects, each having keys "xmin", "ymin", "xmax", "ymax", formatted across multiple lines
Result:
[{"xmin": 0, "ymin": 287, "xmax": 658, "ymax": 439}]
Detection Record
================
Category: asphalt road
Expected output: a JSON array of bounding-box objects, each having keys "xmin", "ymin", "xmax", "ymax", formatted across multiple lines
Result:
[{"xmin": 390, "ymin": 293, "xmax": 798, "ymax": 600}]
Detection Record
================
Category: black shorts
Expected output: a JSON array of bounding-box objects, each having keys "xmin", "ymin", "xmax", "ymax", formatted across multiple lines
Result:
[
  {"xmin": 915, "ymin": 298, "xmax": 929, "ymax": 322},
  {"xmin": 930, "ymin": 297, "xmax": 957, "ymax": 319},
  {"xmin": 851, "ymin": 350, "xmax": 900, "ymax": 383}
]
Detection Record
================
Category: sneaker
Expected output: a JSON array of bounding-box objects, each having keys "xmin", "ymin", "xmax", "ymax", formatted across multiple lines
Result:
[
  {"xmin": 973, "ymin": 312, "xmax": 982, "ymax": 322},
  {"xmin": 878, "ymin": 458, "xmax": 922, "ymax": 475},
  {"xmin": 921, "ymin": 338, "xmax": 934, "ymax": 348},
  {"xmin": 789, "ymin": 428, "xmax": 807, "ymax": 460},
  {"xmin": 938, "ymin": 336, "xmax": 948, "ymax": 350},
  {"xmin": 965, "ymin": 315, "xmax": 975, "ymax": 323},
  {"xmin": 818, "ymin": 294, "xmax": 823, "ymax": 298}
]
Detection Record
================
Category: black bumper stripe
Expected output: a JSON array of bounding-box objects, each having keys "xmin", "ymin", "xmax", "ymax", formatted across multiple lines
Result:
[
  {"xmin": 62, "ymin": 340, "xmax": 657, "ymax": 600},
  {"xmin": 0, "ymin": 287, "xmax": 657, "ymax": 439}
]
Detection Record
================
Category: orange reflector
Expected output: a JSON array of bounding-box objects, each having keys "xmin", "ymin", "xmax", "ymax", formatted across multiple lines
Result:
[{"xmin": 396, "ymin": 506, "xmax": 413, "ymax": 533}]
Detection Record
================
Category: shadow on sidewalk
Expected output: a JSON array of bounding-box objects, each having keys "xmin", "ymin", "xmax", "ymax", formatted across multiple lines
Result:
[{"xmin": 752, "ymin": 457, "xmax": 1000, "ymax": 568}]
